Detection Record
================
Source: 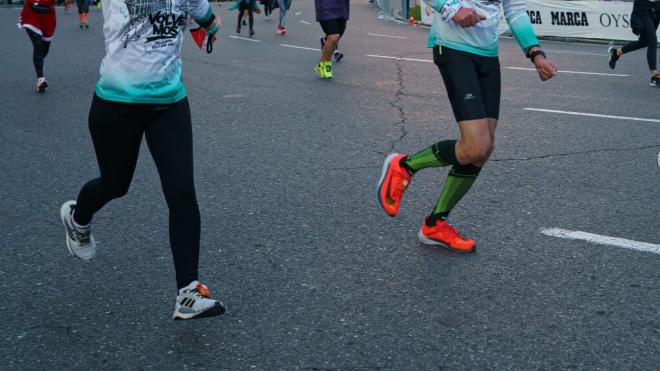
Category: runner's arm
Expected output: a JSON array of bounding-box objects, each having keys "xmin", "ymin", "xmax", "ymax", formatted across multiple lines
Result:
[
  {"xmin": 503, "ymin": 0, "xmax": 539, "ymax": 53},
  {"xmin": 190, "ymin": 0, "xmax": 220, "ymax": 35}
]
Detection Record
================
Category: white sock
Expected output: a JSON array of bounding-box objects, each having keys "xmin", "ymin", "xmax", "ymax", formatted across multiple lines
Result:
[{"xmin": 71, "ymin": 210, "xmax": 89, "ymax": 229}]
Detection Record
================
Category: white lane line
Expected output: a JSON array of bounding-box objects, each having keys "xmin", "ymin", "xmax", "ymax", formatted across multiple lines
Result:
[
  {"xmin": 295, "ymin": 11, "xmax": 301, "ymax": 15},
  {"xmin": 505, "ymin": 66, "xmax": 628, "ymax": 77},
  {"xmin": 366, "ymin": 54, "xmax": 433, "ymax": 63},
  {"xmin": 541, "ymin": 228, "xmax": 660, "ymax": 255},
  {"xmin": 229, "ymin": 36, "xmax": 261, "ymax": 43},
  {"xmin": 545, "ymin": 49, "xmax": 607, "ymax": 57},
  {"xmin": 300, "ymin": 20, "xmax": 311, "ymax": 24},
  {"xmin": 524, "ymin": 108, "xmax": 660, "ymax": 123},
  {"xmin": 280, "ymin": 44, "xmax": 319, "ymax": 52},
  {"xmin": 368, "ymin": 33, "xmax": 407, "ymax": 39}
]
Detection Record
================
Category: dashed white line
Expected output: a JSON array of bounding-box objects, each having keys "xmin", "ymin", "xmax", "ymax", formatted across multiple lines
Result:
[
  {"xmin": 366, "ymin": 54, "xmax": 433, "ymax": 63},
  {"xmin": 524, "ymin": 108, "xmax": 660, "ymax": 123},
  {"xmin": 295, "ymin": 11, "xmax": 301, "ymax": 15},
  {"xmin": 541, "ymin": 228, "xmax": 660, "ymax": 255},
  {"xmin": 229, "ymin": 36, "xmax": 261, "ymax": 43},
  {"xmin": 368, "ymin": 33, "xmax": 407, "ymax": 39},
  {"xmin": 545, "ymin": 49, "xmax": 607, "ymax": 57},
  {"xmin": 505, "ymin": 67, "xmax": 628, "ymax": 77},
  {"xmin": 281, "ymin": 44, "xmax": 319, "ymax": 52},
  {"xmin": 300, "ymin": 20, "xmax": 311, "ymax": 25}
]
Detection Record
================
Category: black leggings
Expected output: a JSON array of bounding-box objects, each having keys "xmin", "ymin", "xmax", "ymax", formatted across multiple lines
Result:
[
  {"xmin": 76, "ymin": 0, "xmax": 89, "ymax": 13},
  {"xmin": 75, "ymin": 95, "xmax": 200, "ymax": 289},
  {"xmin": 25, "ymin": 29, "xmax": 50, "ymax": 78},
  {"xmin": 238, "ymin": 1, "xmax": 254, "ymax": 30},
  {"xmin": 622, "ymin": 9, "xmax": 660, "ymax": 70}
]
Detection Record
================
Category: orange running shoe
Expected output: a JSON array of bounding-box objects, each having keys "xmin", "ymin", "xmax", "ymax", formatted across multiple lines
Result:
[
  {"xmin": 377, "ymin": 153, "xmax": 412, "ymax": 217},
  {"xmin": 418, "ymin": 219, "xmax": 476, "ymax": 253}
]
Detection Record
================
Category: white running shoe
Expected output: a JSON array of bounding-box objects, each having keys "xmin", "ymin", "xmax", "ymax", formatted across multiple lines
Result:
[
  {"xmin": 36, "ymin": 77, "xmax": 48, "ymax": 93},
  {"xmin": 60, "ymin": 200, "xmax": 96, "ymax": 261},
  {"xmin": 173, "ymin": 281, "xmax": 226, "ymax": 320}
]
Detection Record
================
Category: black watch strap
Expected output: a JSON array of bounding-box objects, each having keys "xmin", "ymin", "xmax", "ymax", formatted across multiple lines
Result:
[{"xmin": 528, "ymin": 50, "xmax": 546, "ymax": 62}]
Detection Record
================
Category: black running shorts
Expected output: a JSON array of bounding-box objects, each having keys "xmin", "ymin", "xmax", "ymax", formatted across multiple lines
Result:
[
  {"xmin": 433, "ymin": 45, "xmax": 501, "ymax": 122},
  {"xmin": 320, "ymin": 18, "xmax": 347, "ymax": 37}
]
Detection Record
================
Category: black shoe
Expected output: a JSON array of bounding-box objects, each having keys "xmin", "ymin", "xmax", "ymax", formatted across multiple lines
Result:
[
  {"xmin": 334, "ymin": 51, "xmax": 344, "ymax": 63},
  {"xmin": 650, "ymin": 75, "xmax": 660, "ymax": 87},
  {"xmin": 236, "ymin": 25, "xmax": 241, "ymax": 33},
  {"xmin": 249, "ymin": 29, "xmax": 255, "ymax": 37},
  {"xmin": 608, "ymin": 47, "xmax": 619, "ymax": 70},
  {"xmin": 242, "ymin": 19, "xmax": 247, "ymax": 26}
]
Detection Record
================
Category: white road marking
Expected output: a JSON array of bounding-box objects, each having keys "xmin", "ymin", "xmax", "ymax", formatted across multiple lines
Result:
[
  {"xmin": 366, "ymin": 54, "xmax": 433, "ymax": 63},
  {"xmin": 368, "ymin": 33, "xmax": 407, "ymax": 39},
  {"xmin": 545, "ymin": 49, "xmax": 607, "ymax": 57},
  {"xmin": 300, "ymin": 20, "xmax": 311, "ymax": 25},
  {"xmin": 541, "ymin": 228, "xmax": 660, "ymax": 255},
  {"xmin": 229, "ymin": 36, "xmax": 261, "ymax": 43},
  {"xmin": 524, "ymin": 108, "xmax": 660, "ymax": 123},
  {"xmin": 281, "ymin": 44, "xmax": 319, "ymax": 52},
  {"xmin": 222, "ymin": 94, "xmax": 244, "ymax": 98},
  {"xmin": 505, "ymin": 67, "xmax": 628, "ymax": 77},
  {"xmin": 295, "ymin": 11, "xmax": 301, "ymax": 15}
]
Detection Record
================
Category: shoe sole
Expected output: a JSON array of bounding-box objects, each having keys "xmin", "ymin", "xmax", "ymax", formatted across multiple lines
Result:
[
  {"xmin": 173, "ymin": 302, "xmax": 226, "ymax": 320},
  {"xmin": 60, "ymin": 201, "xmax": 78, "ymax": 257},
  {"xmin": 376, "ymin": 153, "xmax": 400, "ymax": 217},
  {"xmin": 60, "ymin": 201, "xmax": 95, "ymax": 261},
  {"xmin": 417, "ymin": 229, "xmax": 476, "ymax": 254},
  {"xmin": 607, "ymin": 47, "xmax": 616, "ymax": 70}
]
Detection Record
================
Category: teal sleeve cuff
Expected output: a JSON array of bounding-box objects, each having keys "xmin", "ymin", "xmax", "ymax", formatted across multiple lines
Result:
[
  {"xmin": 508, "ymin": 14, "xmax": 539, "ymax": 51},
  {"xmin": 205, "ymin": 23, "xmax": 218, "ymax": 35},
  {"xmin": 194, "ymin": 7, "xmax": 213, "ymax": 24},
  {"xmin": 425, "ymin": 0, "xmax": 449, "ymax": 13}
]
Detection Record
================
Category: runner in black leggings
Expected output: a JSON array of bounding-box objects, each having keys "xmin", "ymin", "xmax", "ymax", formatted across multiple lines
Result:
[
  {"xmin": 608, "ymin": 0, "xmax": 660, "ymax": 86},
  {"xmin": 60, "ymin": 0, "xmax": 225, "ymax": 320},
  {"xmin": 237, "ymin": 0, "xmax": 256, "ymax": 36},
  {"xmin": 73, "ymin": 96, "xmax": 200, "ymax": 288},
  {"xmin": 18, "ymin": 0, "xmax": 56, "ymax": 92}
]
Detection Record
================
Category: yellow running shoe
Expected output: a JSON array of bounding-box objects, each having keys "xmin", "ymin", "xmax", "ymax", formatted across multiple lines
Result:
[{"xmin": 314, "ymin": 62, "xmax": 327, "ymax": 79}]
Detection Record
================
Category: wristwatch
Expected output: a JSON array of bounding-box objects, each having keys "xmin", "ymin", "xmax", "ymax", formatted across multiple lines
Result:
[{"xmin": 527, "ymin": 49, "xmax": 546, "ymax": 62}]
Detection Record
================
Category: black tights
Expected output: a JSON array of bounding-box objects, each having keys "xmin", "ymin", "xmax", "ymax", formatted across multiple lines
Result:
[
  {"xmin": 75, "ymin": 95, "xmax": 200, "ymax": 289},
  {"xmin": 26, "ymin": 29, "xmax": 50, "ymax": 78},
  {"xmin": 622, "ymin": 10, "xmax": 660, "ymax": 71},
  {"xmin": 238, "ymin": 2, "xmax": 254, "ymax": 30}
]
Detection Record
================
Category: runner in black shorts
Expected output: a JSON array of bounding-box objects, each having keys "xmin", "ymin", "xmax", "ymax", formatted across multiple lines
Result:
[
  {"xmin": 378, "ymin": 1, "xmax": 557, "ymax": 253},
  {"xmin": 314, "ymin": 0, "xmax": 349, "ymax": 79},
  {"xmin": 433, "ymin": 45, "xmax": 501, "ymax": 122}
]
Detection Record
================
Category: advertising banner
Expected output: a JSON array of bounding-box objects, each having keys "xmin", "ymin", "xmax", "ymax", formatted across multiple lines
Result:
[{"xmin": 419, "ymin": 0, "xmax": 660, "ymax": 42}]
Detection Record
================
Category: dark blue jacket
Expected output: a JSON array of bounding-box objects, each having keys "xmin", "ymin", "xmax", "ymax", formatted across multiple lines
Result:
[{"xmin": 315, "ymin": 0, "xmax": 349, "ymax": 21}]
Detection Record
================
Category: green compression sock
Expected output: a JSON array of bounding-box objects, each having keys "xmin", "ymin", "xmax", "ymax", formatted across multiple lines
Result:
[
  {"xmin": 427, "ymin": 164, "xmax": 481, "ymax": 226},
  {"xmin": 401, "ymin": 140, "xmax": 458, "ymax": 175}
]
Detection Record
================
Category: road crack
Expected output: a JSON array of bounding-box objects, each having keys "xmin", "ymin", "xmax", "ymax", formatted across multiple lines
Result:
[
  {"xmin": 385, "ymin": 57, "xmax": 409, "ymax": 153},
  {"xmin": 491, "ymin": 144, "xmax": 660, "ymax": 162}
]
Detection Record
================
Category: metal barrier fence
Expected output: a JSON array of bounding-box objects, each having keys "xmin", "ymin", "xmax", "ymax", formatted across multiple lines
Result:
[{"xmin": 373, "ymin": 0, "xmax": 406, "ymax": 21}]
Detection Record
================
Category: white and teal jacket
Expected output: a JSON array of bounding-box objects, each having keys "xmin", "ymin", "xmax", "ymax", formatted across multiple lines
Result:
[
  {"xmin": 96, "ymin": 0, "xmax": 218, "ymax": 104},
  {"xmin": 426, "ymin": 0, "xmax": 538, "ymax": 57}
]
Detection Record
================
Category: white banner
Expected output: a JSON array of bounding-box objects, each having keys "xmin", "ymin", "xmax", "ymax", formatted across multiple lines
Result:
[{"xmin": 420, "ymin": 0, "xmax": 660, "ymax": 42}]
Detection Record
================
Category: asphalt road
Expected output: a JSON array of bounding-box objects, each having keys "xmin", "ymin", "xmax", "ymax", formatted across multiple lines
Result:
[{"xmin": 1, "ymin": 0, "xmax": 659, "ymax": 369}]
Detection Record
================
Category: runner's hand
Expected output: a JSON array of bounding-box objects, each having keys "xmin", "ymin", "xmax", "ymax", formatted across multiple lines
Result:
[
  {"xmin": 207, "ymin": 16, "xmax": 221, "ymax": 45},
  {"xmin": 534, "ymin": 56, "xmax": 558, "ymax": 81},
  {"xmin": 452, "ymin": 8, "xmax": 487, "ymax": 28}
]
